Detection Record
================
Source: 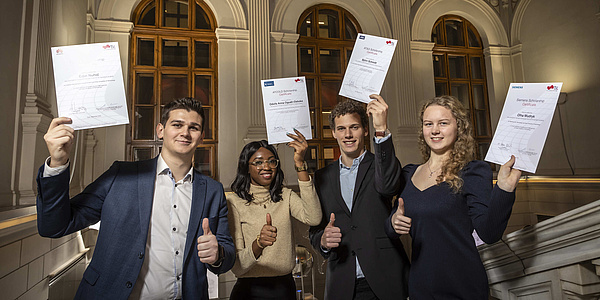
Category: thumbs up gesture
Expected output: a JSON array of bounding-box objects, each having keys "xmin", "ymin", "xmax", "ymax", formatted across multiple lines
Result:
[
  {"xmin": 321, "ymin": 213, "xmax": 342, "ymax": 250},
  {"xmin": 258, "ymin": 213, "xmax": 277, "ymax": 248},
  {"xmin": 391, "ymin": 198, "xmax": 411, "ymax": 235},
  {"xmin": 197, "ymin": 218, "xmax": 219, "ymax": 264}
]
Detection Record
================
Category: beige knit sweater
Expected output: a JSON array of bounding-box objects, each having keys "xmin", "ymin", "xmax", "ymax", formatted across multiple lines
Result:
[{"xmin": 226, "ymin": 179, "xmax": 322, "ymax": 278}]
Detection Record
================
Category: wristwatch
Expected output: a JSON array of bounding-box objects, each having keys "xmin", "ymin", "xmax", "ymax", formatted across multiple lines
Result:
[
  {"xmin": 295, "ymin": 161, "xmax": 308, "ymax": 172},
  {"xmin": 374, "ymin": 129, "xmax": 389, "ymax": 137},
  {"xmin": 210, "ymin": 245, "xmax": 225, "ymax": 267}
]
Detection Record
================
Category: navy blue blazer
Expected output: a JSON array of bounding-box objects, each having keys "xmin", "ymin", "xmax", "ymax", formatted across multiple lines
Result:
[{"xmin": 36, "ymin": 157, "xmax": 235, "ymax": 299}]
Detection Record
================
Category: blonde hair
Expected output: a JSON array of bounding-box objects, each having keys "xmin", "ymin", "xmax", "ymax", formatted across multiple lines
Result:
[{"xmin": 418, "ymin": 95, "xmax": 476, "ymax": 193}]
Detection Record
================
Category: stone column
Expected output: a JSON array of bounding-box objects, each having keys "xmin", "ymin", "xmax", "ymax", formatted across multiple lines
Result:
[
  {"xmin": 245, "ymin": 0, "xmax": 270, "ymax": 142},
  {"xmin": 386, "ymin": 0, "xmax": 421, "ymax": 163},
  {"xmin": 16, "ymin": 0, "xmax": 54, "ymax": 205},
  {"xmin": 484, "ymin": 45, "xmax": 512, "ymax": 129}
]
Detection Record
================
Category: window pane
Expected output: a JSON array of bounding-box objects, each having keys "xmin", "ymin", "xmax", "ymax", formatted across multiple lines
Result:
[
  {"xmin": 194, "ymin": 75, "xmax": 211, "ymax": 105},
  {"xmin": 310, "ymin": 110, "xmax": 317, "ymax": 138},
  {"xmin": 162, "ymin": 40, "xmax": 188, "ymax": 67},
  {"xmin": 450, "ymin": 83, "xmax": 470, "ymax": 108},
  {"xmin": 134, "ymin": 107, "xmax": 155, "ymax": 140},
  {"xmin": 306, "ymin": 78, "xmax": 315, "ymax": 107},
  {"xmin": 448, "ymin": 55, "xmax": 467, "ymax": 79},
  {"xmin": 164, "ymin": 0, "xmax": 188, "ymax": 28},
  {"xmin": 445, "ymin": 20, "xmax": 465, "ymax": 46},
  {"xmin": 323, "ymin": 144, "xmax": 340, "ymax": 166},
  {"xmin": 346, "ymin": 49, "xmax": 352, "ymax": 66},
  {"xmin": 472, "ymin": 84, "xmax": 485, "ymax": 110},
  {"xmin": 318, "ymin": 9, "xmax": 339, "ymax": 38},
  {"xmin": 344, "ymin": 15, "xmax": 358, "ymax": 40},
  {"xmin": 431, "ymin": 22, "xmax": 443, "ymax": 45},
  {"xmin": 300, "ymin": 47, "xmax": 314, "ymax": 73},
  {"xmin": 306, "ymin": 145, "xmax": 319, "ymax": 174},
  {"xmin": 474, "ymin": 110, "xmax": 490, "ymax": 136},
  {"xmin": 194, "ymin": 147, "xmax": 213, "ymax": 177},
  {"xmin": 299, "ymin": 13, "xmax": 313, "ymax": 37},
  {"xmin": 435, "ymin": 82, "xmax": 447, "ymax": 96},
  {"xmin": 467, "ymin": 26, "xmax": 481, "ymax": 48},
  {"xmin": 138, "ymin": 2, "xmax": 156, "ymax": 26},
  {"xmin": 320, "ymin": 81, "xmax": 341, "ymax": 108},
  {"xmin": 202, "ymin": 107, "xmax": 213, "ymax": 139},
  {"xmin": 478, "ymin": 143, "xmax": 490, "ymax": 160},
  {"xmin": 321, "ymin": 111, "xmax": 332, "ymax": 138},
  {"xmin": 195, "ymin": 41, "xmax": 210, "ymax": 68},
  {"xmin": 470, "ymin": 56, "xmax": 483, "ymax": 79},
  {"xmin": 136, "ymin": 74, "xmax": 154, "ymax": 104},
  {"xmin": 161, "ymin": 74, "xmax": 188, "ymax": 104},
  {"xmin": 133, "ymin": 147, "xmax": 153, "ymax": 161},
  {"xmin": 137, "ymin": 39, "xmax": 154, "ymax": 66},
  {"xmin": 319, "ymin": 49, "xmax": 341, "ymax": 73},
  {"xmin": 195, "ymin": 4, "xmax": 211, "ymax": 29},
  {"xmin": 433, "ymin": 54, "xmax": 445, "ymax": 77}
]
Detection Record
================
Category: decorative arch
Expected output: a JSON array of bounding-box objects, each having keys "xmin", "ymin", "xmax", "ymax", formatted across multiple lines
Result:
[
  {"xmin": 412, "ymin": 0, "xmax": 509, "ymax": 47},
  {"xmin": 272, "ymin": 0, "xmax": 391, "ymax": 37},
  {"xmin": 510, "ymin": 0, "xmax": 533, "ymax": 44},
  {"xmin": 97, "ymin": 0, "xmax": 247, "ymax": 29}
]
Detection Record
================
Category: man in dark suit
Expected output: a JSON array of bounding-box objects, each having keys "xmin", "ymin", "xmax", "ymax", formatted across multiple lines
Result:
[
  {"xmin": 37, "ymin": 97, "xmax": 234, "ymax": 299},
  {"xmin": 309, "ymin": 96, "xmax": 409, "ymax": 300}
]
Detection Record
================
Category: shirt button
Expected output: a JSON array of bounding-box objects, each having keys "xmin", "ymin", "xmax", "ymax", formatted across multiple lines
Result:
[
  {"xmin": 177, "ymin": 276, "xmax": 181, "ymax": 280},
  {"xmin": 351, "ymin": 251, "xmax": 356, "ymax": 256},
  {"xmin": 176, "ymin": 251, "xmax": 179, "ymax": 255},
  {"xmin": 173, "ymin": 205, "xmax": 177, "ymax": 208},
  {"xmin": 126, "ymin": 281, "xmax": 132, "ymax": 288},
  {"xmin": 172, "ymin": 227, "xmax": 176, "ymax": 232},
  {"xmin": 351, "ymin": 225, "xmax": 357, "ymax": 230}
]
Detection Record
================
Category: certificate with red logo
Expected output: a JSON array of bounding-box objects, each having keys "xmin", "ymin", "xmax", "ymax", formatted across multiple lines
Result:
[
  {"xmin": 261, "ymin": 76, "xmax": 312, "ymax": 144},
  {"xmin": 339, "ymin": 33, "xmax": 397, "ymax": 103},
  {"xmin": 485, "ymin": 83, "xmax": 563, "ymax": 173},
  {"xmin": 51, "ymin": 42, "xmax": 129, "ymax": 130}
]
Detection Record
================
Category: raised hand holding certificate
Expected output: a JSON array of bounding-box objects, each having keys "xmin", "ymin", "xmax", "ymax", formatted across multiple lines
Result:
[
  {"xmin": 485, "ymin": 83, "xmax": 563, "ymax": 173},
  {"xmin": 51, "ymin": 42, "xmax": 129, "ymax": 130},
  {"xmin": 261, "ymin": 77, "xmax": 313, "ymax": 144},
  {"xmin": 339, "ymin": 33, "xmax": 397, "ymax": 103}
]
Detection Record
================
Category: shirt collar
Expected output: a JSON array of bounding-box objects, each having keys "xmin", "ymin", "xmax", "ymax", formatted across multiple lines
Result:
[
  {"xmin": 157, "ymin": 154, "xmax": 194, "ymax": 183},
  {"xmin": 339, "ymin": 149, "xmax": 367, "ymax": 170}
]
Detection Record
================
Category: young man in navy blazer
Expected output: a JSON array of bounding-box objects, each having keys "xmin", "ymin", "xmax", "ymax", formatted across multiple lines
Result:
[{"xmin": 37, "ymin": 97, "xmax": 235, "ymax": 299}]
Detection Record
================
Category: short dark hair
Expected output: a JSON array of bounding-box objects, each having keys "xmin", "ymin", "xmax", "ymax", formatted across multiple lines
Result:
[
  {"xmin": 231, "ymin": 140, "xmax": 284, "ymax": 203},
  {"xmin": 329, "ymin": 100, "xmax": 369, "ymax": 130},
  {"xmin": 160, "ymin": 97, "xmax": 205, "ymax": 132}
]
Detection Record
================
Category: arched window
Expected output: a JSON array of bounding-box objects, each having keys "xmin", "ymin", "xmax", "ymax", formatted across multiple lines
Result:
[
  {"xmin": 297, "ymin": 4, "xmax": 362, "ymax": 172},
  {"xmin": 431, "ymin": 15, "xmax": 492, "ymax": 160},
  {"xmin": 129, "ymin": 0, "xmax": 218, "ymax": 178}
]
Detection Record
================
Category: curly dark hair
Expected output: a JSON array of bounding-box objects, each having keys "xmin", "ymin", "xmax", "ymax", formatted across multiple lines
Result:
[
  {"xmin": 231, "ymin": 140, "xmax": 284, "ymax": 203},
  {"xmin": 418, "ymin": 95, "xmax": 476, "ymax": 193},
  {"xmin": 329, "ymin": 100, "xmax": 369, "ymax": 130},
  {"xmin": 160, "ymin": 97, "xmax": 205, "ymax": 133}
]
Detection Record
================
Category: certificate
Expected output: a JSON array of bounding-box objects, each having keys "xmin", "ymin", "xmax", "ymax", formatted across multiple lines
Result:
[
  {"xmin": 51, "ymin": 42, "xmax": 129, "ymax": 130},
  {"xmin": 484, "ymin": 83, "xmax": 563, "ymax": 173},
  {"xmin": 339, "ymin": 33, "xmax": 398, "ymax": 103},
  {"xmin": 261, "ymin": 77, "xmax": 313, "ymax": 144}
]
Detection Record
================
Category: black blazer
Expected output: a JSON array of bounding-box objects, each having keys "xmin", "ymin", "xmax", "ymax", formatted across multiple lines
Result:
[{"xmin": 309, "ymin": 139, "xmax": 410, "ymax": 300}]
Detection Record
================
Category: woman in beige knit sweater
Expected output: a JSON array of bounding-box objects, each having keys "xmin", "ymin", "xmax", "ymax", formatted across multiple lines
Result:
[{"xmin": 226, "ymin": 131, "xmax": 322, "ymax": 300}]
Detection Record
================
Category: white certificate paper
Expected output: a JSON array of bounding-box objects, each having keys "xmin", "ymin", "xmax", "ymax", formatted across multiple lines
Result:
[
  {"xmin": 339, "ymin": 33, "xmax": 398, "ymax": 103},
  {"xmin": 51, "ymin": 42, "xmax": 129, "ymax": 130},
  {"xmin": 485, "ymin": 83, "xmax": 563, "ymax": 173},
  {"xmin": 261, "ymin": 77, "xmax": 313, "ymax": 144}
]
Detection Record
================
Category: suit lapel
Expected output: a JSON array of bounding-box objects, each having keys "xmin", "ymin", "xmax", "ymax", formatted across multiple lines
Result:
[
  {"xmin": 352, "ymin": 151, "xmax": 373, "ymax": 210},
  {"xmin": 138, "ymin": 158, "xmax": 158, "ymax": 237},
  {"xmin": 330, "ymin": 161, "xmax": 351, "ymax": 217},
  {"xmin": 183, "ymin": 169, "xmax": 206, "ymax": 266}
]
